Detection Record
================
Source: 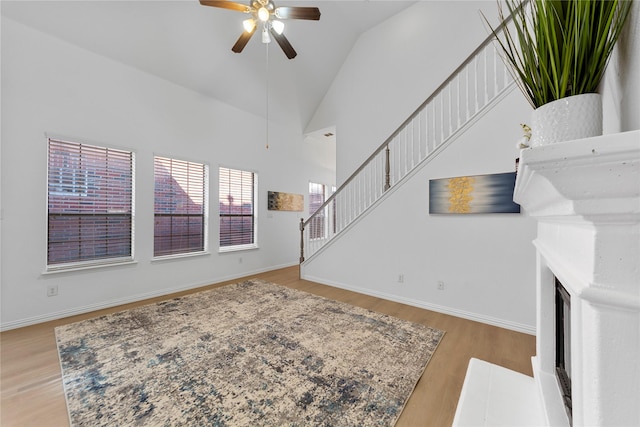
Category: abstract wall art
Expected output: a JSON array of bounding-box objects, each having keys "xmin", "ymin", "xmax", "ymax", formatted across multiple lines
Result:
[
  {"xmin": 429, "ymin": 172, "xmax": 520, "ymax": 214},
  {"xmin": 267, "ymin": 191, "xmax": 304, "ymax": 212}
]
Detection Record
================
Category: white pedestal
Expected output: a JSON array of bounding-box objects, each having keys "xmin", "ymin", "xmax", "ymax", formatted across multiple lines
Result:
[{"xmin": 452, "ymin": 358, "xmax": 544, "ymax": 426}]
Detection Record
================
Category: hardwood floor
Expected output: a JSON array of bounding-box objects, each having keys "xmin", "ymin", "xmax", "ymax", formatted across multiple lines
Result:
[{"xmin": 1, "ymin": 266, "xmax": 536, "ymax": 426}]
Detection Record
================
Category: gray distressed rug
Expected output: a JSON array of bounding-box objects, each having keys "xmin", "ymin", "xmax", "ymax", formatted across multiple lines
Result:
[{"xmin": 56, "ymin": 279, "xmax": 444, "ymax": 426}]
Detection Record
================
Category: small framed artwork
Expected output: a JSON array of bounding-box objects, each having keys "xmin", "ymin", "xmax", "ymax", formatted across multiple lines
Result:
[
  {"xmin": 268, "ymin": 191, "xmax": 304, "ymax": 212},
  {"xmin": 429, "ymin": 172, "xmax": 520, "ymax": 214}
]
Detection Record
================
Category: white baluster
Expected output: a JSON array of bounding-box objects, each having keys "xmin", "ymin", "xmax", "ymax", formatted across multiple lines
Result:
[
  {"xmin": 439, "ymin": 93, "xmax": 444, "ymax": 142},
  {"xmin": 466, "ymin": 66, "xmax": 471, "ymax": 120},
  {"xmin": 457, "ymin": 75, "xmax": 461, "ymax": 128},
  {"xmin": 409, "ymin": 117, "xmax": 416, "ymax": 171},
  {"xmin": 504, "ymin": 54, "xmax": 510, "ymax": 88},
  {"xmin": 493, "ymin": 49, "xmax": 498, "ymax": 96},
  {"xmin": 448, "ymin": 85, "xmax": 452, "ymax": 136},
  {"xmin": 484, "ymin": 48, "xmax": 489, "ymax": 105},
  {"xmin": 474, "ymin": 56, "xmax": 479, "ymax": 112},
  {"xmin": 419, "ymin": 109, "xmax": 424, "ymax": 161},
  {"xmin": 432, "ymin": 101, "xmax": 437, "ymax": 150}
]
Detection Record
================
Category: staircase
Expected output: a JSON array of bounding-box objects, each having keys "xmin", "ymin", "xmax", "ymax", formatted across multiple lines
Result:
[{"xmin": 300, "ymin": 20, "xmax": 517, "ymax": 264}]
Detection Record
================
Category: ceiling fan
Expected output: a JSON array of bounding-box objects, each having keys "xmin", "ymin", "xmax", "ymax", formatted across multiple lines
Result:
[{"xmin": 200, "ymin": 0, "xmax": 321, "ymax": 59}]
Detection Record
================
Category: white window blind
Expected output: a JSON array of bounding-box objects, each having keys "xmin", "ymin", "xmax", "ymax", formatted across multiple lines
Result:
[
  {"xmin": 47, "ymin": 138, "xmax": 134, "ymax": 268},
  {"xmin": 219, "ymin": 167, "xmax": 256, "ymax": 249},
  {"xmin": 154, "ymin": 156, "xmax": 208, "ymax": 257},
  {"xmin": 309, "ymin": 182, "xmax": 325, "ymax": 239}
]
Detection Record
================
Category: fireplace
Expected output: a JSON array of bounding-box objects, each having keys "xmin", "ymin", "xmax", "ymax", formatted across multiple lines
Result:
[
  {"xmin": 554, "ymin": 278, "xmax": 571, "ymax": 424},
  {"xmin": 452, "ymin": 131, "xmax": 639, "ymax": 426},
  {"xmin": 513, "ymin": 130, "xmax": 640, "ymax": 426}
]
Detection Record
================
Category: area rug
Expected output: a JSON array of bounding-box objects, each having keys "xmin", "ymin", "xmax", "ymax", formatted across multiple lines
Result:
[{"xmin": 55, "ymin": 279, "xmax": 444, "ymax": 426}]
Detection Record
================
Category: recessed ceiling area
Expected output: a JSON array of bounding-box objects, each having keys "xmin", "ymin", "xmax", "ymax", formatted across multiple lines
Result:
[{"xmin": 1, "ymin": 0, "xmax": 416, "ymax": 132}]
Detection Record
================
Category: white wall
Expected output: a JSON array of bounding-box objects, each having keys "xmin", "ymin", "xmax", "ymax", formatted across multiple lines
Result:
[
  {"xmin": 303, "ymin": 1, "xmax": 639, "ymax": 334},
  {"xmin": 307, "ymin": 1, "xmax": 502, "ymax": 185},
  {"xmin": 3, "ymin": 1, "xmax": 636, "ymax": 332},
  {"xmin": 303, "ymin": 89, "xmax": 538, "ymax": 333},
  {"xmin": 602, "ymin": 0, "xmax": 640, "ymax": 133},
  {"xmin": 304, "ymin": 1, "xmax": 538, "ymax": 333},
  {"xmin": 0, "ymin": 17, "xmax": 334, "ymax": 330}
]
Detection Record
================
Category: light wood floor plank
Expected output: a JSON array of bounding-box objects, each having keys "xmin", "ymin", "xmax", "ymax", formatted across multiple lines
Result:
[{"xmin": 1, "ymin": 266, "xmax": 535, "ymax": 426}]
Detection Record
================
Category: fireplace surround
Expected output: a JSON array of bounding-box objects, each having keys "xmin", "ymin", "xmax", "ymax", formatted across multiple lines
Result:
[
  {"xmin": 514, "ymin": 130, "xmax": 639, "ymax": 426},
  {"xmin": 453, "ymin": 130, "xmax": 639, "ymax": 426}
]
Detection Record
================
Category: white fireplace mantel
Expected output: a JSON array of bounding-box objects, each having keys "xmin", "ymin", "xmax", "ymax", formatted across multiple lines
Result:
[
  {"xmin": 514, "ymin": 130, "xmax": 639, "ymax": 427},
  {"xmin": 514, "ymin": 130, "xmax": 640, "ymax": 305},
  {"xmin": 453, "ymin": 130, "xmax": 639, "ymax": 427}
]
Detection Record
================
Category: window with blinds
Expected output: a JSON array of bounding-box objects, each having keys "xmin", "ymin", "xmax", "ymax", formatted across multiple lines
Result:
[
  {"xmin": 309, "ymin": 182, "xmax": 326, "ymax": 239},
  {"xmin": 47, "ymin": 138, "xmax": 134, "ymax": 268},
  {"xmin": 154, "ymin": 156, "xmax": 208, "ymax": 257},
  {"xmin": 219, "ymin": 167, "xmax": 256, "ymax": 250}
]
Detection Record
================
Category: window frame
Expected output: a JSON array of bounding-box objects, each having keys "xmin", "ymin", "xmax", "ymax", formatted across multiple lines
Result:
[
  {"xmin": 218, "ymin": 166, "xmax": 258, "ymax": 253},
  {"xmin": 46, "ymin": 137, "xmax": 135, "ymax": 272},
  {"xmin": 152, "ymin": 155, "xmax": 209, "ymax": 260},
  {"xmin": 308, "ymin": 181, "xmax": 326, "ymax": 240}
]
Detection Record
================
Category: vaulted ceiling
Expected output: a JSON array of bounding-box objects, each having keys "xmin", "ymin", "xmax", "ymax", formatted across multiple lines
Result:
[{"xmin": 2, "ymin": 0, "xmax": 415, "ymax": 133}]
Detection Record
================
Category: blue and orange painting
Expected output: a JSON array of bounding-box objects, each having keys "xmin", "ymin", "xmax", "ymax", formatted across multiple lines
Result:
[{"xmin": 429, "ymin": 172, "xmax": 520, "ymax": 214}]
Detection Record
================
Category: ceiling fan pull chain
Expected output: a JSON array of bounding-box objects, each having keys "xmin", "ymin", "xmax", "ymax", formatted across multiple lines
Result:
[{"xmin": 265, "ymin": 41, "xmax": 269, "ymax": 150}]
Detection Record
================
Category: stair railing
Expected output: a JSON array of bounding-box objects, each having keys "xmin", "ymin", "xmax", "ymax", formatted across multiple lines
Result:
[{"xmin": 300, "ymin": 17, "xmax": 517, "ymax": 263}]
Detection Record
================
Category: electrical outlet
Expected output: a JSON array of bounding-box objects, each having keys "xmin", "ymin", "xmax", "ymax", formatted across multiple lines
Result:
[
  {"xmin": 398, "ymin": 274, "xmax": 404, "ymax": 283},
  {"xmin": 437, "ymin": 281, "xmax": 445, "ymax": 290},
  {"xmin": 47, "ymin": 285, "xmax": 58, "ymax": 297}
]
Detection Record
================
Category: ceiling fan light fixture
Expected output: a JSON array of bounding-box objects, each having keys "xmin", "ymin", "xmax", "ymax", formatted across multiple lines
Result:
[
  {"xmin": 199, "ymin": 0, "xmax": 320, "ymax": 59},
  {"xmin": 261, "ymin": 27, "xmax": 271, "ymax": 43},
  {"xmin": 243, "ymin": 18, "xmax": 256, "ymax": 33},
  {"xmin": 257, "ymin": 7, "xmax": 270, "ymax": 22},
  {"xmin": 271, "ymin": 20, "xmax": 284, "ymax": 35}
]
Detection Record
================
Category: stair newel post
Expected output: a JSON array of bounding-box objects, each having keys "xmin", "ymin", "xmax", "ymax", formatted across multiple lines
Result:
[
  {"xmin": 384, "ymin": 144, "xmax": 391, "ymax": 191},
  {"xmin": 299, "ymin": 218, "xmax": 305, "ymax": 263}
]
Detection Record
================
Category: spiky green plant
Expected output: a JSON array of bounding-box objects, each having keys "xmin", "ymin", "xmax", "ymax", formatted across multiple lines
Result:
[{"xmin": 483, "ymin": 0, "xmax": 633, "ymax": 109}]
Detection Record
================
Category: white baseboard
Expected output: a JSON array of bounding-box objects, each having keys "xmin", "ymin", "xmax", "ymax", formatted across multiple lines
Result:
[
  {"xmin": 302, "ymin": 273, "xmax": 536, "ymax": 335},
  {"xmin": 0, "ymin": 262, "xmax": 297, "ymax": 331}
]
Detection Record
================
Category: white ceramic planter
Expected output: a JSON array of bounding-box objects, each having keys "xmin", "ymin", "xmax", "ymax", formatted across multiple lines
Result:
[{"xmin": 529, "ymin": 93, "xmax": 603, "ymax": 147}]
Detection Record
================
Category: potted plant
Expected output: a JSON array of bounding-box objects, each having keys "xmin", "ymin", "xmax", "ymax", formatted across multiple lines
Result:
[{"xmin": 483, "ymin": 0, "xmax": 633, "ymax": 146}]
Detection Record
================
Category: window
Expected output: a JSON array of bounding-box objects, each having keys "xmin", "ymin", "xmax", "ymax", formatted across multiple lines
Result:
[
  {"xmin": 154, "ymin": 156, "xmax": 208, "ymax": 257},
  {"xmin": 47, "ymin": 138, "xmax": 134, "ymax": 269},
  {"xmin": 219, "ymin": 167, "xmax": 256, "ymax": 250},
  {"xmin": 309, "ymin": 182, "xmax": 325, "ymax": 239}
]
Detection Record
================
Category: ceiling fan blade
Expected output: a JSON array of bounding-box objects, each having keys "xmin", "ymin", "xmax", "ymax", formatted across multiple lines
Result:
[
  {"xmin": 199, "ymin": 0, "xmax": 251, "ymax": 13},
  {"xmin": 270, "ymin": 28, "xmax": 297, "ymax": 59},
  {"xmin": 232, "ymin": 27, "xmax": 256, "ymax": 53},
  {"xmin": 274, "ymin": 6, "xmax": 321, "ymax": 20}
]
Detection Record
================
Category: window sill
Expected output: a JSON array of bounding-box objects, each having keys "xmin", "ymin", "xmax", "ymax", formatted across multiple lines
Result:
[
  {"xmin": 42, "ymin": 259, "xmax": 137, "ymax": 275},
  {"xmin": 151, "ymin": 251, "xmax": 210, "ymax": 262},
  {"xmin": 219, "ymin": 244, "xmax": 259, "ymax": 254}
]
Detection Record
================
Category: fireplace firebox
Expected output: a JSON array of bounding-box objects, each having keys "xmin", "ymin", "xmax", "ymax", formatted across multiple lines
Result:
[{"xmin": 555, "ymin": 278, "xmax": 572, "ymax": 424}]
